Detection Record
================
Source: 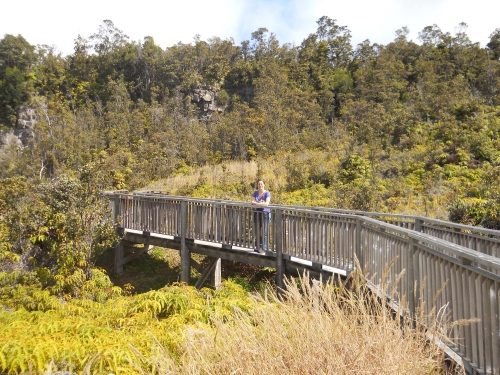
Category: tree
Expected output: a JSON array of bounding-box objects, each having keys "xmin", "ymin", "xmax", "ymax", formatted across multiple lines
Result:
[
  {"xmin": 250, "ymin": 28, "xmax": 279, "ymax": 61},
  {"xmin": 67, "ymin": 35, "xmax": 97, "ymax": 106},
  {"xmin": 89, "ymin": 20, "xmax": 131, "ymax": 102},
  {"xmin": 90, "ymin": 19, "xmax": 129, "ymax": 56},
  {"xmin": 0, "ymin": 67, "xmax": 28, "ymax": 127},
  {"xmin": 487, "ymin": 28, "xmax": 500, "ymax": 60},
  {"xmin": 315, "ymin": 16, "xmax": 352, "ymax": 68},
  {"xmin": 0, "ymin": 34, "xmax": 36, "ymax": 128},
  {"xmin": 33, "ymin": 45, "xmax": 67, "ymax": 103},
  {"xmin": 1, "ymin": 169, "xmax": 117, "ymax": 296},
  {"xmin": 0, "ymin": 34, "xmax": 37, "ymax": 77},
  {"xmin": 418, "ymin": 24, "xmax": 446, "ymax": 47},
  {"xmin": 122, "ymin": 36, "xmax": 166, "ymax": 102}
]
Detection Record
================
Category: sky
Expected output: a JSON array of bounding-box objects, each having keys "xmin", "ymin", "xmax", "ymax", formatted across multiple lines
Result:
[{"xmin": 1, "ymin": 0, "xmax": 499, "ymax": 55}]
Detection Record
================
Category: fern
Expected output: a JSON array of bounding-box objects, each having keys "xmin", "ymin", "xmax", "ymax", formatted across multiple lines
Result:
[{"xmin": 0, "ymin": 281, "xmax": 258, "ymax": 373}]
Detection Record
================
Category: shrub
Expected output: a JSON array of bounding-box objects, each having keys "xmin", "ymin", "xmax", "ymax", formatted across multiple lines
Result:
[{"xmin": 448, "ymin": 198, "xmax": 488, "ymax": 226}]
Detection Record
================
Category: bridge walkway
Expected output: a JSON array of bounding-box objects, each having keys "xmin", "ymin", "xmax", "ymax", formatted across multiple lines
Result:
[{"xmin": 105, "ymin": 192, "xmax": 500, "ymax": 375}]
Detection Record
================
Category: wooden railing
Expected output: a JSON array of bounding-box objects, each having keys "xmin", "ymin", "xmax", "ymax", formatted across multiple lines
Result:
[
  {"xmin": 107, "ymin": 192, "xmax": 500, "ymax": 375},
  {"xmin": 272, "ymin": 205, "xmax": 500, "ymax": 277}
]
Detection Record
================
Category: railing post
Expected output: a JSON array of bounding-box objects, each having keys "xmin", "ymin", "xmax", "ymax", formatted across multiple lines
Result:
[
  {"xmin": 180, "ymin": 200, "xmax": 190, "ymax": 283},
  {"xmin": 414, "ymin": 217, "xmax": 422, "ymax": 233},
  {"xmin": 355, "ymin": 217, "xmax": 363, "ymax": 269},
  {"xmin": 275, "ymin": 209, "xmax": 284, "ymax": 293},
  {"xmin": 215, "ymin": 202, "xmax": 221, "ymax": 243},
  {"xmin": 408, "ymin": 237, "xmax": 416, "ymax": 325},
  {"xmin": 113, "ymin": 194, "xmax": 120, "ymax": 224}
]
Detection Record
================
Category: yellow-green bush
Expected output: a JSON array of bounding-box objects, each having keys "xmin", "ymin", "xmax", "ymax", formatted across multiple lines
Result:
[{"xmin": 0, "ymin": 280, "xmax": 255, "ymax": 374}]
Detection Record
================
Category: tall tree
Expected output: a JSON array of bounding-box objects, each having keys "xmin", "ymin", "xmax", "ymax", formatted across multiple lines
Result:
[
  {"xmin": 0, "ymin": 34, "xmax": 37, "ymax": 77},
  {"xmin": 0, "ymin": 67, "xmax": 28, "ymax": 127},
  {"xmin": 487, "ymin": 28, "xmax": 500, "ymax": 60}
]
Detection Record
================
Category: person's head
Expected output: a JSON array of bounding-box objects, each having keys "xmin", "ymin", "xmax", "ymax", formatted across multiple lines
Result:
[{"xmin": 257, "ymin": 180, "xmax": 265, "ymax": 190}]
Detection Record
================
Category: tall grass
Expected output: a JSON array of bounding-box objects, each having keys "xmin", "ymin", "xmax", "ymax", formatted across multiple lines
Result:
[
  {"xmin": 129, "ymin": 272, "xmax": 462, "ymax": 375},
  {"xmin": 145, "ymin": 160, "xmax": 261, "ymax": 194}
]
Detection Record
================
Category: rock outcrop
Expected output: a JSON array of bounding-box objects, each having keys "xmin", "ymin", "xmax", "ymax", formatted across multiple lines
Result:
[
  {"xmin": 15, "ymin": 106, "xmax": 37, "ymax": 146},
  {"xmin": 0, "ymin": 106, "xmax": 37, "ymax": 149},
  {"xmin": 190, "ymin": 87, "xmax": 227, "ymax": 117},
  {"xmin": 0, "ymin": 131, "xmax": 22, "ymax": 148}
]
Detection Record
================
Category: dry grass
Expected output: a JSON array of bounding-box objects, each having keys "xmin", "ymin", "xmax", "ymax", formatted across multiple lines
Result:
[
  {"xmin": 131, "ymin": 272, "xmax": 462, "ymax": 375},
  {"xmin": 143, "ymin": 161, "xmax": 257, "ymax": 193},
  {"xmin": 142, "ymin": 159, "xmax": 287, "ymax": 197}
]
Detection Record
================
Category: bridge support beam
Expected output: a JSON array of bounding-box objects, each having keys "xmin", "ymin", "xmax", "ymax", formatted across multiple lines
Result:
[
  {"xmin": 194, "ymin": 257, "xmax": 222, "ymax": 289},
  {"xmin": 114, "ymin": 227, "xmax": 125, "ymax": 274},
  {"xmin": 114, "ymin": 228, "xmax": 154, "ymax": 274}
]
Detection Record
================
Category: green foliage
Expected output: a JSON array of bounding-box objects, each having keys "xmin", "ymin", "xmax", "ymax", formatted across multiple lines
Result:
[
  {"xmin": 480, "ymin": 200, "xmax": 500, "ymax": 229},
  {"xmin": 487, "ymin": 28, "xmax": 500, "ymax": 60},
  {"xmin": 0, "ymin": 34, "xmax": 37, "ymax": 75},
  {"xmin": 0, "ymin": 170, "xmax": 117, "ymax": 297},
  {"xmin": 284, "ymin": 152, "xmax": 336, "ymax": 192},
  {"xmin": 285, "ymin": 156, "xmax": 311, "ymax": 191},
  {"xmin": 0, "ymin": 67, "xmax": 29, "ymax": 127},
  {"xmin": 218, "ymin": 89, "xmax": 230, "ymax": 105},
  {"xmin": 448, "ymin": 198, "xmax": 488, "ymax": 226},
  {"xmin": 279, "ymin": 184, "xmax": 333, "ymax": 207},
  {"xmin": 0, "ymin": 281, "xmax": 255, "ymax": 374},
  {"xmin": 340, "ymin": 154, "xmax": 371, "ymax": 183}
]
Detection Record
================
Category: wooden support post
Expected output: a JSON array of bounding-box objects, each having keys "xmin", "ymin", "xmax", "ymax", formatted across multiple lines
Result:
[
  {"xmin": 275, "ymin": 209, "xmax": 285, "ymax": 293},
  {"xmin": 114, "ymin": 227, "xmax": 125, "ymax": 274},
  {"xmin": 180, "ymin": 201, "xmax": 190, "ymax": 284},
  {"xmin": 211, "ymin": 258, "xmax": 222, "ymax": 289}
]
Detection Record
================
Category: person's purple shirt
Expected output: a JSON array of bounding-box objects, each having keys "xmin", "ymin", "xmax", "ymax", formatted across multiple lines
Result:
[{"xmin": 252, "ymin": 190, "xmax": 271, "ymax": 212}]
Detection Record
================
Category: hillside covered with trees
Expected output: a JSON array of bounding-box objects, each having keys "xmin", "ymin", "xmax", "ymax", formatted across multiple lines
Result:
[
  {"xmin": 1, "ymin": 18, "xmax": 500, "ymax": 220},
  {"xmin": 0, "ymin": 17, "xmax": 499, "ymax": 373}
]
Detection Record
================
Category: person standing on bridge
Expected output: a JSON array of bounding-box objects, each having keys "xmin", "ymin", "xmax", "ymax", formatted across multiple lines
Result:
[{"xmin": 251, "ymin": 180, "xmax": 271, "ymax": 253}]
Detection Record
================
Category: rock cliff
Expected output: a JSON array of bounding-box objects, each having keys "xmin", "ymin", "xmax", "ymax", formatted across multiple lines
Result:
[{"xmin": 190, "ymin": 87, "xmax": 227, "ymax": 117}]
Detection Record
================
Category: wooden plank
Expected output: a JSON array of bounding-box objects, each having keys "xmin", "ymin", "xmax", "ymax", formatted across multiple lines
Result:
[
  {"xmin": 408, "ymin": 238, "xmax": 415, "ymax": 321},
  {"xmin": 493, "ymin": 284, "xmax": 500, "ymax": 374},
  {"xmin": 455, "ymin": 265, "xmax": 465, "ymax": 355},
  {"xmin": 475, "ymin": 275, "xmax": 485, "ymax": 371},
  {"xmin": 481, "ymin": 278, "xmax": 492, "ymax": 375},
  {"xmin": 450, "ymin": 263, "xmax": 459, "ymax": 350},
  {"xmin": 470, "ymin": 271, "xmax": 479, "ymax": 367}
]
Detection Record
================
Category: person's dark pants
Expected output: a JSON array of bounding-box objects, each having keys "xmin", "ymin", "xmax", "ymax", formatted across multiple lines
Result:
[{"xmin": 253, "ymin": 211, "xmax": 270, "ymax": 251}]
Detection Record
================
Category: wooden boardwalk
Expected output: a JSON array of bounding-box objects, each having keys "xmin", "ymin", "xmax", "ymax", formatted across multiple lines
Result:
[{"xmin": 105, "ymin": 191, "xmax": 500, "ymax": 375}]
